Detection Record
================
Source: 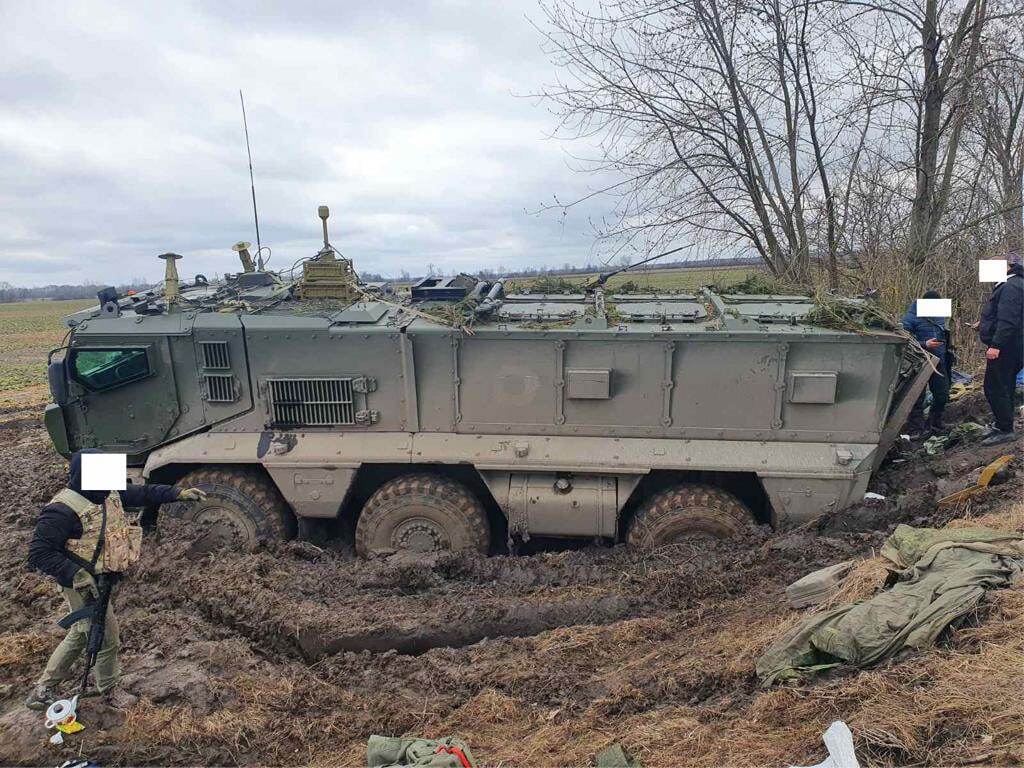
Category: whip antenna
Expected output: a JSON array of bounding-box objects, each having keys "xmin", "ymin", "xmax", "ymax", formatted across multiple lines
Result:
[{"xmin": 239, "ymin": 90, "xmax": 263, "ymax": 269}]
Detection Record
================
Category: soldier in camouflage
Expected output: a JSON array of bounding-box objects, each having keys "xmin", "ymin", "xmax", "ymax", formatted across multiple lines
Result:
[{"xmin": 25, "ymin": 450, "xmax": 207, "ymax": 711}]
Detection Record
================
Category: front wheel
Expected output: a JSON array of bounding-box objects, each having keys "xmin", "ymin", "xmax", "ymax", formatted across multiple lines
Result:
[
  {"xmin": 355, "ymin": 473, "xmax": 490, "ymax": 557},
  {"xmin": 627, "ymin": 483, "xmax": 754, "ymax": 548},
  {"xmin": 161, "ymin": 467, "xmax": 293, "ymax": 551}
]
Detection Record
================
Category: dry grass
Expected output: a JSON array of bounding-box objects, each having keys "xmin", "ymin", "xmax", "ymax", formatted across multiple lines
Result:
[
  {"xmin": 818, "ymin": 556, "xmax": 892, "ymax": 609},
  {"xmin": 580, "ymin": 587, "xmax": 1024, "ymax": 767},
  {"xmin": 947, "ymin": 501, "xmax": 1024, "ymax": 533},
  {"xmin": 0, "ymin": 631, "xmax": 50, "ymax": 668}
]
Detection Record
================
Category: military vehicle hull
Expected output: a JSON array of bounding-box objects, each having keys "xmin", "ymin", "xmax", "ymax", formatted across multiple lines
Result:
[{"xmin": 46, "ymin": 283, "xmax": 930, "ymax": 552}]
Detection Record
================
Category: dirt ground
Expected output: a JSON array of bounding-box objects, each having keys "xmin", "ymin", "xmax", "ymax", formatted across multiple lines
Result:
[{"xmin": 0, "ymin": 389, "xmax": 1021, "ymax": 767}]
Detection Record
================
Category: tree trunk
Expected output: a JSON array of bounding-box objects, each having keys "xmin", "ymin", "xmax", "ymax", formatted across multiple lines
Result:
[
  {"xmin": 906, "ymin": 0, "xmax": 943, "ymax": 267},
  {"xmin": 1005, "ymin": 164, "xmax": 1024, "ymax": 255}
]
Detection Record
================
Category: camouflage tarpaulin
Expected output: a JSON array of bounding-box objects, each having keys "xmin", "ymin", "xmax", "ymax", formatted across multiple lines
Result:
[
  {"xmin": 367, "ymin": 735, "xmax": 477, "ymax": 768},
  {"xmin": 756, "ymin": 525, "xmax": 1024, "ymax": 685}
]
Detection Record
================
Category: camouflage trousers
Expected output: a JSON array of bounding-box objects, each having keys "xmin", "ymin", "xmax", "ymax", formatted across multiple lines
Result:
[{"xmin": 37, "ymin": 573, "xmax": 120, "ymax": 693}]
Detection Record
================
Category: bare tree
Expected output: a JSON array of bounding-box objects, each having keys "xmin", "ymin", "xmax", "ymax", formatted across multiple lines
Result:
[
  {"xmin": 538, "ymin": 0, "xmax": 880, "ymax": 285},
  {"xmin": 829, "ymin": 0, "xmax": 1024, "ymax": 265},
  {"xmin": 910, "ymin": 0, "xmax": 989, "ymax": 264},
  {"xmin": 976, "ymin": 27, "xmax": 1024, "ymax": 253},
  {"xmin": 540, "ymin": 0, "xmax": 1024, "ymax": 285}
]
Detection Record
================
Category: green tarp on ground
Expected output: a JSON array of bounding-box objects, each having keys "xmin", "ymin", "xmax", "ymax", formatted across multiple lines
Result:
[
  {"xmin": 367, "ymin": 736, "xmax": 476, "ymax": 768},
  {"xmin": 595, "ymin": 744, "xmax": 644, "ymax": 768},
  {"xmin": 757, "ymin": 525, "xmax": 1024, "ymax": 685}
]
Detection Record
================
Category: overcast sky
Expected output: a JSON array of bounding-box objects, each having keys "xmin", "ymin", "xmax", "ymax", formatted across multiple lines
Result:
[{"xmin": 0, "ymin": 0, "xmax": 626, "ymax": 288}]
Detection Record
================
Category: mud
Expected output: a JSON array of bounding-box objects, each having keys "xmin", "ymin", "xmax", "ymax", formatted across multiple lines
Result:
[
  {"xmin": 297, "ymin": 595, "xmax": 635, "ymax": 658},
  {"xmin": 0, "ymin": 391, "xmax": 1020, "ymax": 766}
]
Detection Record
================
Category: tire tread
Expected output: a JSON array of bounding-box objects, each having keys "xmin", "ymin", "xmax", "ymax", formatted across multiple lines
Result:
[
  {"xmin": 167, "ymin": 466, "xmax": 291, "ymax": 545},
  {"xmin": 356, "ymin": 473, "xmax": 489, "ymax": 557},
  {"xmin": 627, "ymin": 483, "xmax": 753, "ymax": 548}
]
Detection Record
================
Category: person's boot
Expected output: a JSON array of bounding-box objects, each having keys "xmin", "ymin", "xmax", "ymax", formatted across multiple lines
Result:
[
  {"xmin": 100, "ymin": 687, "xmax": 138, "ymax": 710},
  {"xmin": 24, "ymin": 684, "xmax": 57, "ymax": 711},
  {"xmin": 981, "ymin": 429, "xmax": 1016, "ymax": 446},
  {"xmin": 927, "ymin": 413, "xmax": 944, "ymax": 435}
]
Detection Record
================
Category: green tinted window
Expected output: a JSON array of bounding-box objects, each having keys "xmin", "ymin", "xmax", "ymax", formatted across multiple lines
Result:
[{"xmin": 71, "ymin": 348, "xmax": 149, "ymax": 391}]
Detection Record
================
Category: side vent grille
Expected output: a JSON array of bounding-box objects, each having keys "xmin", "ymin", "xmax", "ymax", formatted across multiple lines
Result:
[
  {"xmin": 268, "ymin": 378, "xmax": 355, "ymax": 426},
  {"xmin": 204, "ymin": 374, "xmax": 236, "ymax": 403},
  {"xmin": 200, "ymin": 341, "xmax": 231, "ymax": 369}
]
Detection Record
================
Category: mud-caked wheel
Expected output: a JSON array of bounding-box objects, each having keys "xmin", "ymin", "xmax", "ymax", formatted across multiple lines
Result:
[
  {"xmin": 627, "ymin": 483, "xmax": 754, "ymax": 548},
  {"xmin": 356, "ymin": 473, "xmax": 490, "ymax": 557},
  {"xmin": 162, "ymin": 467, "xmax": 293, "ymax": 551}
]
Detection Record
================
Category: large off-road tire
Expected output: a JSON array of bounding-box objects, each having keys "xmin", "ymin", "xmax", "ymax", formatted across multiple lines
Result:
[
  {"xmin": 355, "ymin": 473, "xmax": 490, "ymax": 557},
  {"xmin": 627, "ymin": 483, "xmax": 754, "ymax": 548},
  {"xmin": 162, "ymin": 467, "xmax": 292, "ymax": 551}
]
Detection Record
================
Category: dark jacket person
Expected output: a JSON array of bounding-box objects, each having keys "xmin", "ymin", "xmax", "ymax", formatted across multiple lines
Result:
[
  {"xmin": 901, "ymin": 290, "xmax": 950, "ymax": 436},
  {"xmin": 979, "ymin": 254, "xmax": 1024, "ymax": 445},
  {"xmin": 25, "ymin": 450, "xmax": 205, "ymax": 711}
]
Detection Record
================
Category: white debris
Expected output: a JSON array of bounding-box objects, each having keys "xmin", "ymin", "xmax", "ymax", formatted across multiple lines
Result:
[
  {"xmin": 863, "ymin": 492, "xmax": 886, "ymax": 501},
  {"xmin": 790, "ymin": 720, "xmax": 860, "ymax": 768}
]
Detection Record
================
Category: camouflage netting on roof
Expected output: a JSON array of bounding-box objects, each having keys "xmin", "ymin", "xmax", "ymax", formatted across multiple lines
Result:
[
  {"xmin": 709, "ymin": 272, "xmax": 795, "ymax": 295},
  {"xmin": 270, "ymin": 296, "xmax": 360, "ymax": 316},
  {"xmin": 804, "ymin": 294, "xmax": 901, "ymax": 333}
]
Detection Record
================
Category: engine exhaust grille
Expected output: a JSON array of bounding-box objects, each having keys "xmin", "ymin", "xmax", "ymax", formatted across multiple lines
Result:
[
  {"xmin": 268, "ymin": 377, "xmax": 355, "ymax": 426},
  {"xmin": 204, "ymin": 374, "xmax": 236, "ymax": 403},
  {"xmin": 200, "ymin": 341, "xmax": 231, "ymax": 369}
]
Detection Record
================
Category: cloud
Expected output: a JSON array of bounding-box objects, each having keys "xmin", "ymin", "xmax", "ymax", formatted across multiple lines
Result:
[{"xmin": 0, "ymin": 0, "xmax": 615, "ymax": 287}]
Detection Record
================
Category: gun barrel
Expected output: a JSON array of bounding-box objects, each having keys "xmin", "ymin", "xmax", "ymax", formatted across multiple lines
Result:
[{"xmin": 79, "ymin": 573, "xmax": 119, "ymax": 694}]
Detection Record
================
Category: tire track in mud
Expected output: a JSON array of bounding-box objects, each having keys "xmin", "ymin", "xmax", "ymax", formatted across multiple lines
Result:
[
  {"xmin": 295, "ymin": 595, "xmax": 635, "ymax": 658},
  {"xmin": 179, "ymin": 576, "xmax": 639, "ymax": 662},
  {"xmin": 132, "ymin": 533, "xmax": 644, "ymax": 662},
  {"xmin": 132, "ymin": 516, "xmax": 847, "ymax": 666}
]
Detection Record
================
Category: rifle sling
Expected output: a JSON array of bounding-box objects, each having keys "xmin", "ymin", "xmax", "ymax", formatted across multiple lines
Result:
[
  {"xmin": 65, "ymin": 550, "xmax": 95, "ymax": 577},
  {"xmin": 92, "ymin": 497, "xmax": 108, "ymax": 569}
]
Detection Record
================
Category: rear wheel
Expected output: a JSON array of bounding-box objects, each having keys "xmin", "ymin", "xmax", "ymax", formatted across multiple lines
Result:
[
  {"xmin": 627, "ymin": 483, "xmax": 753, "ymax": 548},
  {"xmin": 356, "ymin": 473, "xmax": 490, "ymax": 557},
  {"xmin": 162, "ymin": 467, "xmax": 292, "ymax": 551}
]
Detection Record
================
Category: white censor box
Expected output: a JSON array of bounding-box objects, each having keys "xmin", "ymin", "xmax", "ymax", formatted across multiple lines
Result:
[
  {"xmin": 979, "ymin": 260, "xmax": 1007, "ymax": 283},
  {"xmin": 81, "ymin": 453, "xmax": 127, "ymax": 491},
  {"xmin": 916, "ymin": 298, "xmax": 952, "ymax": 318}
]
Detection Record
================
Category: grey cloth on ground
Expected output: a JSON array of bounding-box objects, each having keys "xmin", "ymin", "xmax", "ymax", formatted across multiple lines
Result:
[
  {"xmin": 757, "ymin": 525, "xmax": 1024, "ymax": 684},
  {"xmin": 367, "ymin": 735, "xmax": 476, "ymax": 768},
  {"xmin": 786, "ymin": 561, "xmax": 855, "ymax": 609},
  {"xmin": 596, "ymin": 743, "xmax": 644, "ymax": 767}
]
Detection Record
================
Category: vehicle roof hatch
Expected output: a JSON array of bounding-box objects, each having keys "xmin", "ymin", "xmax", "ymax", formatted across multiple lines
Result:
[{"xmin": 330, "ymin": 302, "xmax": 390, "ymax": 324}]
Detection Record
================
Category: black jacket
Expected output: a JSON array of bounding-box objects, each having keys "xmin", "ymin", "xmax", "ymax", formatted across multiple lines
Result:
[
  {"xmin": 979, "ymin": 267, "xmax": 1024, "ymax": 351},
  {"xmin": 27, "ymin": 452, "xmax": 180, "ymax": 587}
]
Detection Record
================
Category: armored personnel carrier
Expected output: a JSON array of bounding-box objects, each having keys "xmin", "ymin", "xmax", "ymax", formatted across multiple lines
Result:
[{"xmin": 44, "ymin": 207, "xmax": 931, "ymax": 555}]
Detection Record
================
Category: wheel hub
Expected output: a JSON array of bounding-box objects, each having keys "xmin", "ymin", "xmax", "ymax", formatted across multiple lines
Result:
[
  {"xmin": 192, "ymin": 503, "xmax": 254, "ymax": 549},
  {"xmin": 392, "ymin": 517, "xmax": 450, "ymax": 552}
]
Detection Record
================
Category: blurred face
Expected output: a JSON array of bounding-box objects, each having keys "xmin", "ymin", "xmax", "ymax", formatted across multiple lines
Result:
[{"xmin": 80, "ymin": 453, "xmax": 127, "ymax": 491}]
